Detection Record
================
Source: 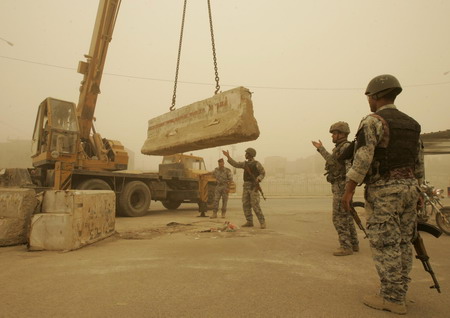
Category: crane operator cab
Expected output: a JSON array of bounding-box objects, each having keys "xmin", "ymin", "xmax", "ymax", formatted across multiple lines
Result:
[{"xmin": 31, "ymin": 97, "xmax": 79, "ymax": 168}]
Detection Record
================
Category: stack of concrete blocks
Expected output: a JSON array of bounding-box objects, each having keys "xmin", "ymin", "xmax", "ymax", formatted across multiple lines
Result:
[
  {"xmin": 0, "ymin": 188, "xmax": 38, "ymax": 246},
  {"xmin": 29, "ymin": 190, "xmax": 115, "ymax": 251}
]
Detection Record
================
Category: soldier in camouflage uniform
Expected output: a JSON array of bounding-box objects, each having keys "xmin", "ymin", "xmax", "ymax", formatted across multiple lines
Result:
[
  {"xmin": 342, "ymin": 75, "xmax": 424, "ymax": 315},
  {"xmin": 312, "ymin": 121, "xmax": 359, "ymax": 256},
  {"xmin": 222, "ymin": 148, "xmax": 266, "ymax": 229},
  {"xmin": 210, "ymin": 158, "xmax": 233, "ymax": 219}
]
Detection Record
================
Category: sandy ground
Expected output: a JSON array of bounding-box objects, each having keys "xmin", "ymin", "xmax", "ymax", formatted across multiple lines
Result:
[{"xmin": 0, "ymin": 196, "xmax": 449, "ymax": 318}]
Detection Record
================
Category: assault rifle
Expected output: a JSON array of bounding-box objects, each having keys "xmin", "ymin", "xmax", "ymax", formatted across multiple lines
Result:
[
  {"xmin": 349, "ymin": 202, "xmax": 368, "ymax": 238},
  {"xmin": 413, "ymin": 222, "xmax": 442, "ymax": 293},
  {"xmin": 244, "ymin": 163, "xmax": 266, "ymax": 200}
]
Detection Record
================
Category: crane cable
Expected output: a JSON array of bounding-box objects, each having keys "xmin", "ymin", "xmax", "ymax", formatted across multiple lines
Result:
[
  {"xmin": 170, "ymin": 0, "xmax": 221, "ymax": 111},
  {"xmin": 170, "ymin": 0, "xmax": 187, "ymax": 111},
  {"xmin": 207, "ymin": 0, "xmax": 221, "ymax": 95}
]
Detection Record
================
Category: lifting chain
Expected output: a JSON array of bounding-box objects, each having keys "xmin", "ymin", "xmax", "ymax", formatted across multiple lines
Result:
[
  {"xmin": 170, "ymin": 0, "xmax": 221, "ymax": 111},
  {"xmin": 207, "ymin": 0, "xmax": 221, "ymax": 95},
  {"xmin": 170, "ymin": 0, "xmax": 187, "ymax": 111}
]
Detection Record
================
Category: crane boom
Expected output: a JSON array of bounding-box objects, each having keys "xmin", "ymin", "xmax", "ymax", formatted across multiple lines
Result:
[{"xmin": 77, "ymin": 0, "xmax": 121, "ymax": 140}]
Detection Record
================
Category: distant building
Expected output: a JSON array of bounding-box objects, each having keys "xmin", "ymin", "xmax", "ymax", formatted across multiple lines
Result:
[
  {"xmin": 264, "ymin": 156, "xmax": 287, "ymax": 177},
  {"xmin": 286, "ymin": 154, "xmax": 324, "ymax": 175}
]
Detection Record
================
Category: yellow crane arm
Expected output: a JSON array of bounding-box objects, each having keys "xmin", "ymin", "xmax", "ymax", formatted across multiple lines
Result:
[{"xmin": 76, "ymin": 0, "xmax": 121, "ymax": 140}]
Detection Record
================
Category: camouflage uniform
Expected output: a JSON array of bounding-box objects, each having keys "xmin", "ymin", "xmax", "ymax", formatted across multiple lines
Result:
[
  {"xmin": 347, "ymin": 104, "xmax": 424, "ymax": 304},
  {"xmin": 317, "ymin": 141, "xmax": 359, "ymax": 251},
  {"xmin": 212, "ymin": 166, "xmax": 233, "ymax": 214},
  {"xmin": 227, "ymin": 158, "xmax": 266, "ymax": 225}
]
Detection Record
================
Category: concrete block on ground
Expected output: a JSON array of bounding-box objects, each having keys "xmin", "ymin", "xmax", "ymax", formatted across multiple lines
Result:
[
  {"xmin": 29, "ymin": 190, "xmax": 115, "ymax": 251},
  {"xmin": 141, "ymin": 86, "xmax": 260, "ymax": 155},
  {"xmin": 0, "ymin": 188, "xmax": 38, "ymax": 246}
]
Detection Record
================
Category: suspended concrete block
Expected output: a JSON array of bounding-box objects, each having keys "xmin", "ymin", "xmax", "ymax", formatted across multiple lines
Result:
[
  {"xmin": 29, "ymin": 190, "xmax": 115, "ymax": 251},
  {"xmin": 141, "ymin": 86, "xmax": 260, "ymax": 156},
  {"xmin": 0, "ymin": 188, "xmax": 38, "ymax": 247}
]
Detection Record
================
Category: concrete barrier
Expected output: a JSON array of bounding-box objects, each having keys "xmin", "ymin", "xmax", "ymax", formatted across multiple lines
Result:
[
  {"xmin": 29, "ymin": 190, "xmax": 115, "ymax": 251},
  {"xmin": 141, "ymin": 86, "xmax": 260, "ymax": 155},
  {"xmin": 0, "ymin": 188, "xmax": 38, "ymax": 247}
]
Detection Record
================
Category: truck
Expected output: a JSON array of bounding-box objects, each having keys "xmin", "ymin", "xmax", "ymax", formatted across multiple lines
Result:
[{"xmin": 27, "ymin": 0, "xmax": 226, "ymax": 217}]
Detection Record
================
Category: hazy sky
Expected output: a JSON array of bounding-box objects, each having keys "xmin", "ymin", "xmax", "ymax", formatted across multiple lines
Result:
[{"xmin": 1, "ymin": 0, "xmax": 449, "ymax": 170}]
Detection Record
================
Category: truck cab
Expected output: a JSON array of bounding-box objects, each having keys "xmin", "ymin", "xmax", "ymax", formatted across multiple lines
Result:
[
  {"xmin": 159, "ymin": 153, "xmax": 210, "ymax": 180},
  {"xmin": 158, "ymin": 154, "xmax": 235, "ymax": 212}
]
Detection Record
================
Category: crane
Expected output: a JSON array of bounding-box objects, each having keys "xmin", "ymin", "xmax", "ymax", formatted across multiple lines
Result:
[{"xmin": 31, "ymin": 0, "xmax": 127, "ymax": 189}]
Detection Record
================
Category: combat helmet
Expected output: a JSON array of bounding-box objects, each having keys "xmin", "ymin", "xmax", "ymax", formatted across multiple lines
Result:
[
  {"xmin": 365, "ymin": 74, "xmax": 402, "ymax": 99},
  {"xmin": 245, "ymin": 147, "xmax": 257, "ymax": 157},
  {"xmin": 329, "ymin": 121, "xmax": 350, "ymax": 134}
]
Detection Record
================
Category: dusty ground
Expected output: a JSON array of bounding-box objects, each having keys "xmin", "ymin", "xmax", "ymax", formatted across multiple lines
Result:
[{"xmin": 0, "ymin": 196, "xmax": 449, "ymax": 318}]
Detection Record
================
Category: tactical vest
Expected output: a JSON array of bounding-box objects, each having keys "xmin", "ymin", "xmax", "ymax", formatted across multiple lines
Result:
[
  {"xmin": 325, "ymin": 141, "xmax": 350, "ymax": 183},
  {"xmin": 364, "ymin": 108, "xmax": 420, "ymax": 177},
  {"xmin": 244, "ymin": 161, "xmax": 260, "ymax": 182}
]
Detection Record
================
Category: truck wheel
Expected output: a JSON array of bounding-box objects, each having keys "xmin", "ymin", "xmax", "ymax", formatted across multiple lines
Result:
[
  {"xmin": 76, "ymin": 178, "xmax": 111, "ymax": 190},
  {"xmin": 162, "ymin": 200, "xmax": 182, "ymax": 210},
  {"xmin": 118, "ymin": 181, "xmax": 151, "ymax": 217}
]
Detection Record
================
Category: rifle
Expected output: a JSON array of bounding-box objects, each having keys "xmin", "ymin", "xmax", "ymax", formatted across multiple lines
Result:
[
  {"xmin": 349, "ymin": 203, "xmax": 368, "ymax": 238},
  {"xmin": 413, "ymin": 222, "xmax": 442, "ymax": 293},
  {"xmin": 244, "ymin": 163, "xmax": 266, "ymax": 200}
]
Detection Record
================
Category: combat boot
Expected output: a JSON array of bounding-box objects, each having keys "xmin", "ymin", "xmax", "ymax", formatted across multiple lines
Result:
[
  {"xmin": 241, "ymin": 221, "xmax": 253, "ymax": 227},
  {"xmin": 221, "ymin": 211, "xmax": 226, "ymax": 218},
  {"xmin": 210, "ymin": 212, "xmax": 218, "ymax": 219},
  {"xmin": 363, "ymin": 294, "xmax": 406, "ymax": 315},
  {"xmin": 333, "ymin": 248, "xmax": 353, "ymax": 256},
  {"xmin": 352, "ymin": 245, "xmax": 360, "ymax": 252},
  {"xmin": 260, "ymin": 222, "xmax": 266, "ymax": 229}
]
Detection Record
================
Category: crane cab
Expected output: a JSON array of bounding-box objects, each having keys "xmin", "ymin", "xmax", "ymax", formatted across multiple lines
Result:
[{"xmin": 31, "ymin": 97, "xmax": 80, "ymax": 168}]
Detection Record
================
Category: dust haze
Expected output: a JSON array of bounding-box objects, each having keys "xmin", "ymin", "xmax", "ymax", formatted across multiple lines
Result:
[{"xmin": 1, "ymin": 0, "xmax": 449, "ymax": 171}]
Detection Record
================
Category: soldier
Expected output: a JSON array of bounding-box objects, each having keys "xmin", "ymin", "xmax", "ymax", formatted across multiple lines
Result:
[
  {"xmin": 312, "ymin": 121, "xmax": 359, "ymax": 256},
  {"xmin": 210, "ymin": 158, "xmax": 233, "ymax": 219},
  {"xmin": 222, "ymin": 148, "xmax": 266, "ymax": 229},
  {"xmin": 342, "ymin": 74, "xmax": 423, "ymax": 315}
]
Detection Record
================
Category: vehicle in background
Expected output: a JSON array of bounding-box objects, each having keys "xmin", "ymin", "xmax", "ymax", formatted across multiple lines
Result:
[{"xmin": 418, "ymin": 181, "xmax": 450, "ymax": 235}]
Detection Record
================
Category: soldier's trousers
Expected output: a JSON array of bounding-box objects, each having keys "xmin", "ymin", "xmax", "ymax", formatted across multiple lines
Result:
[
  {"xmin": 365, "ymin": 179, "xmax": 419, "ymax": 304},
  {"xmin": 213, "ymin": 184, "xmax": 229, "ymax": 213},
  {"xmin": 242, "ymin": 182, "xmax": 265, "ymax": 224},
  {"xmin": 332, "ymin": 182, "xmax": 359, "ymax": 250}
]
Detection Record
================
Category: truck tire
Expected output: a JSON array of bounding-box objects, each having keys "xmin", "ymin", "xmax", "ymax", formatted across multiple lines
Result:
[
  {"xmin": 162, "ymin": 200, "xmax": 182, "ymax": 210},
  {"xmin": 76, "ymin": 178, "xmax": 111, "ymax": 190},
  {"xmin": 118, "ymin": 181, "xmax": 151, "ymax": 217}
]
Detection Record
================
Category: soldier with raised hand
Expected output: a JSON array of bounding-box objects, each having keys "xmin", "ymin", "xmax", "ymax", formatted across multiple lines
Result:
[
  {"xmin": 210, "ymin": 158, "xmax": 233, "ymax": 219},
  {"xmin": 222, "ymin": 148, "xmax": 266, "ymax": 229},
  {"xmin": 342, "ymin": 74, "xmax": 424, "ymax": 315},
  {"xmin": 312, "ymin": 121, "xmax": 359, "ymax": 256}
]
